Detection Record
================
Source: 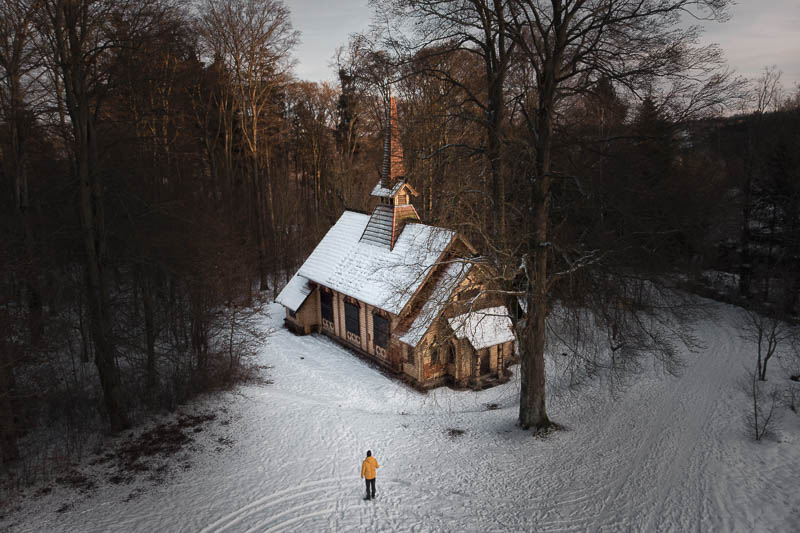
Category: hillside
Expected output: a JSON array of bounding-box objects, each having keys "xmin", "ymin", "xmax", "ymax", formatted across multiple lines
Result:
[{"xmin": 2, "ymin": 300, "xmax": 799, "ymax": 532}]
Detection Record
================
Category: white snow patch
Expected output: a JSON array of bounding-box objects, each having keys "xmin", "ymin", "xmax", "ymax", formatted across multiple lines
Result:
[{"xmin": 4, "ymin": 300, "xmax": 800, "ymax": 533}]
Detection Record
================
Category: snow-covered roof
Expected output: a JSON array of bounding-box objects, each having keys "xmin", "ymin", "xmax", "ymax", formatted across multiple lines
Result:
[
  {"xmin": 448, "ymin": 306, "xmax": 515, "ymax": 351},
  {"xmin": 398, "ymin": 261, "xmax": 472, "ymax": 347},
  {"xmin": 370, "ymin": 181, "xmax": 406, "ymax": 198},
  {"xmin": 279, "ymin": 211, "xmax": 456, "ymax": 315},
  {"xmin": 275, "ymin": 274, "xmax": 314, "ymax": 313}
]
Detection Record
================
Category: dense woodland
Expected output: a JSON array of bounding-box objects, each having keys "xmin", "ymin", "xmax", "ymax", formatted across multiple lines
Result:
[{"xmin": 1, "ymin": 0, "xmax": 799, "ymax": 479}]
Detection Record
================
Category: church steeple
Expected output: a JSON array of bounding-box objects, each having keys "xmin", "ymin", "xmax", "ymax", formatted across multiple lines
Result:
[
  {"xmin": 363, "ymin": 87, "xmax": 420, "ymax": 249},
  {"xmin": 384, "ymin": 90, "xmax": 404, "ymax": 184},
  {"xmin": 375, "ymin": 85, "xmax": 405, "ymax": 193}
]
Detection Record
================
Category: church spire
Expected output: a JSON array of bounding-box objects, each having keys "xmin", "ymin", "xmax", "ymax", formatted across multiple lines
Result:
[
  {"xmin": 379, "ymin": 85, "xmax": 404, "ymax": 188},
  {"xmin": 363, "ymin": 85, "xmax": 420, "ymax": 249}
]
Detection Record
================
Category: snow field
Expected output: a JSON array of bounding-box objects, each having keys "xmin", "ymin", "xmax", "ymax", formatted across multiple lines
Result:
[{"xmin": 3, "ymin": 301, "xmax": 799, "ymax": 532}]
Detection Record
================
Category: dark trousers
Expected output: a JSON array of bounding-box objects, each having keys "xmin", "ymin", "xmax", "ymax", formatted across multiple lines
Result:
[{"xmin": 365, "ymin": 477, "xmax": 376, "ymax": 498}]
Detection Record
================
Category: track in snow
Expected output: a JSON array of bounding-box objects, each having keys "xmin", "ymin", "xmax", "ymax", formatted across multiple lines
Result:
[{"xmin": 6, "ymin": 301, "xmax": 799, "ymax": 533}]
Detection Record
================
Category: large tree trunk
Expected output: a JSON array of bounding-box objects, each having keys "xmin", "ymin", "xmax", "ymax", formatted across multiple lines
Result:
[
  {"xmin": 518, "ymin": 262, "xmax": 550, "ymax": 429},
  {"xmin": 45, "ymin": 0, "xmax": 131, "ymax": 433},
  {"xmin": 79, "ymin": 117, "xmax": 130, "ymax": 432},
  {"xmin": 517, "ymin": 20, "xmax": 561, "ymax": 429},
  {"xmin": 518, "ymin": 161, "xmax": 553, "ymax": 428}
]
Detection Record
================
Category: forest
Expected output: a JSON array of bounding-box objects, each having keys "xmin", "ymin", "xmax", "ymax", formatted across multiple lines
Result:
[{"xmin": 1, "ymin": 0, "xmax": 799, "ymax": 482}]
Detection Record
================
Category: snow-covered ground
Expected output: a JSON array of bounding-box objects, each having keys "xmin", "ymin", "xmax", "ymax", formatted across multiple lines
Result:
[{"xmin": 3, "ymin": 301, "xmax": 799, "ymax": 532}]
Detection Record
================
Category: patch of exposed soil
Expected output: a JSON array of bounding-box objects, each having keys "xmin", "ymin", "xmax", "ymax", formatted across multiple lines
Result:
[
  {"xmin": 55, "ymin": 470, "xmax": 96, "ymax": 494},
  {"xmin": 40, "ymin": 409, "xmax": 227, "ymax": 512},
  {"xmin": 113, "ymin": 413, "xmax": 217, "ymax": 474}
]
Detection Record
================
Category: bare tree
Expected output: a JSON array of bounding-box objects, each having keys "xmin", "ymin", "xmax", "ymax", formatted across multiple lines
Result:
[
  {"xmin": 0, "ymin": 0, "xmax": 45, "ymax": 347},
  {"xmin": 198, "ymin": 0, "xmax": 298, "ymax": 291},
  {"xmin": 376, "ymin": 0, "xmax": 740, "ymax": 429},
  {"xmin": 0, "ymin": 0, "xmax": 44, "ymax": 463},
  {"xmin": 738, "ymin": 66, "xmax": 784, "ymax": 298},
  {"xmin": 740, "ymin": 365, "xmax": 779, "ymax": 441},
  {"xmin": 38, "ymin": 0, "xmax": 147, "ymax": 431},
  {"xmin": 505, "ymin": 0, "xmax": 743, "ymax": 429},
  {"xmin": 740, "ymin": 309, "xmax": 792, "ymax": 381},
  {"xmin": 0, "ymin": 0, "xmax": 292, "ymax": 475},
  {"xmin": 374, "ymin": 0, "xmax": 518, "ymax": 242},
  {"xmin": 39, "ymin": 0, "xmax": 178, "ymax": 431}
]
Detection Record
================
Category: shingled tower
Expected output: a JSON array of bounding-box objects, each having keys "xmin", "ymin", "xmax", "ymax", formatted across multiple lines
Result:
[{"xmin": 360, "ymin": 86, "xmax": 419, "ymax": 250}]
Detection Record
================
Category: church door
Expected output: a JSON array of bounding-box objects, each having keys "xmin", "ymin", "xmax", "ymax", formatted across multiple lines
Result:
[{"xmin": 480, "ymin": 349, "xmax": 490, "ymax": 375}]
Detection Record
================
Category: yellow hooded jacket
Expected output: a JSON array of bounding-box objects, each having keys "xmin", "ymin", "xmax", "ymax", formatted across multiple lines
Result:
[{"xmin": 361, "ymin": 456, "xmax": 379, "ymax": 480}]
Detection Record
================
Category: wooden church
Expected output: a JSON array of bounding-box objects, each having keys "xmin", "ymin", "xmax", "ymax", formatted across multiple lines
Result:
[{"xmin": 276, "ymin": 93, "xmax": 516, "ymax": 389}]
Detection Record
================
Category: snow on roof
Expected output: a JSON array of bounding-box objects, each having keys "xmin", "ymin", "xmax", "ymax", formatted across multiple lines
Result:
[
  {"xmin": 291, "ymin": 211, "xmax": 456, "ymax": 315},
  {"xmin": 370, "ymin": 181, "xmax": 405, "ymax": 198},
  {"xmin": 398, "ymin": 261, "xmax": 472, "ymax": 347},
  {"xmin": 448, "ymin": 306, "xmax": 516, "ymax": 351},
  {"xmin": 275, "ymin": 274, "xmax": 314, "ymax": 313}
]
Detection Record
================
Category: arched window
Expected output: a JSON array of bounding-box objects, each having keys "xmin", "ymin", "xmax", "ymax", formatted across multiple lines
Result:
[{"xmin": 447, "ymin": 343, "xmax": 456, "ymax": 364}]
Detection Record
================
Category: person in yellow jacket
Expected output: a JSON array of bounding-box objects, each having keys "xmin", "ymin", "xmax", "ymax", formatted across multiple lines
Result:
[{"xmin": 360, "ymin": 450, "xmax": 379, "ymax": 500}]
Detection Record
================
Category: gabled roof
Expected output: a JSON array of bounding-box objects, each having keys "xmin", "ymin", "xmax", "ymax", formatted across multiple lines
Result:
[
  {"xmin": 370, "ymin": 181, "xmax": 406, "ymax": 198},
  {"xmin": 277, "ymin": 211, "xmax": 457, "ymax": 315},
  {"xmin": 448, "ymin": 306, "xmax": 515, "ymax": 350},
  {"xmin": 275, "ymin": 274, "xmax": 313, "ymax": 313},
  {"xmin": 398, "ymin": 260, "xmax": 472, "ymax": 347},
  {"xmin": 370, "ymin": 180, "xmax": 418, "ymax": 199}
]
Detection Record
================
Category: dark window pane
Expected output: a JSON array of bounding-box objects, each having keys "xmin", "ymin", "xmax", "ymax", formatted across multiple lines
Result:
[
  {"xmin": 321, "ymin": 291, "xmax": 334, "ymax": 322},
  {"xmin": 373, "ymin": 314, "xmax": 389, "ymax": 347},
  {"xmin": 345, "ymin": 301, "xmax": 360, "ymax": 336}
]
